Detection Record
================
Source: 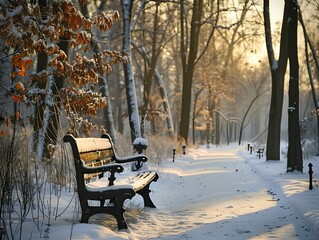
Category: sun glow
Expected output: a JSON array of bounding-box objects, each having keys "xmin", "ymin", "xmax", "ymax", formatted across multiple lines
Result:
[{"xmin": 247, "ymin": 50, "xmax": 263, "ymax": 66}]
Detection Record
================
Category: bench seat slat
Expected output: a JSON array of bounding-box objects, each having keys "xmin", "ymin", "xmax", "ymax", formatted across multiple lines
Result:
[{"xmin": 85, "ymin": 171, "xmax": 157, "ymax": 192}]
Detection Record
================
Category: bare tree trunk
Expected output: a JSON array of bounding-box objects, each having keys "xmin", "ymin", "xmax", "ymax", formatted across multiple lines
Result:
[
  {"xmin": 33, "ymin": 0, "xmax": 47, "ymax": 153},
  {"xmin": 79, "ymin": 2, "xmax": 117, "ymax": 141},
  {"xmin": 32, "ymin": 1, "xmax": 68, "ymax": 160},
  {"xmin": 37, "ymin": 37, "xmax": 68, "ymax": 160},
  {"xmin": 154, "ymin": 69, "xmax": 175, "ymax": 136},
  {"xmin": 179, "ymin": 0, "xmax": 203, "ymax": 143},
  {"xmin": 115, "ymin": 66, "xmax": 124, "ymax": 134},
  {"xmin": 121, "ymin": 0, "xmax": 142, "ymax": 142},
  {"xmin": 33, "ymin": 52, "xmax": 47, "ymax": 152},
  {"xmin": 99, "ymin": 76, "xmax": 116, "ymax": 141},
  {"xmin": 192, "ymin": 87, "xmax": 204, "ymax": 144},
  {"xmin": 141, "ymin": 2, "xmax": 160, "ymax": 134},
  {"xmin": 287, "ymin": 0, "xmax": 303, "ymax": 172},
  {"xmin": 214, "ymin": 98, "xmax": 220, "ymax": 145},
  {"xmin": 208, "ymin": 97, "xmax": 215, "ymax": 144},
  {"xmin": 264, "ymin": 0, "xmax": 289, "ymax": 160},
  {"xmin": 37, "ymin": 37, "xmax": 67, "ymax": 160},
  {"xmin": 135, "ymin": 46, "xmax": 175, "ymax": 136},
  {"xmin": 238, "ymin": 75, "xmax": 269, "ymax": 145},
  {"xmin": 299, "ymin": 8, "xmax": 319, "ymax": 154}
]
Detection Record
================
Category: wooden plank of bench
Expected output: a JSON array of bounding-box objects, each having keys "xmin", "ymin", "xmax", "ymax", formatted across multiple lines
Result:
[
  {"xmin": 75, "ymin": 137, "xmax": 113, "ymax": 152},
  {"xmin": 85, "ymin": 171, "xmax": 157, "ymax": 191}
]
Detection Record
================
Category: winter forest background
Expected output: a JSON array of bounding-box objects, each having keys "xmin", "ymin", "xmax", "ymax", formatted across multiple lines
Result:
[{"xmin": 1, "ymin": 0, "xmax": 319, "ymax": 239}]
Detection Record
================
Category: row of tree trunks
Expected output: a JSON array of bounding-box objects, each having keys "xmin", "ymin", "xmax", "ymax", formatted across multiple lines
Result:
[
  {"xmin": 299, "ymin": 7, "xmax": 319, "ymax": 154},
  {"xmin": 264, "ymin": 0, "xmax": 303, "ymax": 171}
]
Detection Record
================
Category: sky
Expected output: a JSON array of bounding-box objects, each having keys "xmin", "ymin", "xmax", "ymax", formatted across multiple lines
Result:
[{"xmin": 7, "ymin": 142, "xmax": 319, "ymax": 240}]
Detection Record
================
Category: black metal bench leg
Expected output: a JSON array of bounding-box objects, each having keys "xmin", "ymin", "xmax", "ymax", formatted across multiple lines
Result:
[
  {"xmin": 80, "ymin": 211, "xmax": 90, "ymax": 223},
  {"xmin": 113, "ymin": 196, "xmax": 129, "ymax": 229},
  {"xmin": 137, "ymin": 182, "xmax": 156, "ymax": 208}
]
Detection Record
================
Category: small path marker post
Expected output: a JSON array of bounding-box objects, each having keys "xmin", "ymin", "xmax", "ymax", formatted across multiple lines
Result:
[
  {"xmin": 182, "ymin": 144, "xmax": 186, "ymax": 155},
  {"xmin": 308, "ymin": 163, "xmax": 313, "ymax": 190}
]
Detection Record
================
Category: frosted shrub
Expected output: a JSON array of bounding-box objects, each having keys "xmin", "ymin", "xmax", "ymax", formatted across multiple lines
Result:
[
  {"xmin": 146, "ymin": 135, "xmax": 175, "ymax": 166},
  {"xmin": 114, "ymin": 133, "xmax": 184, "ymax": 169},
  {"xmin": 0, "ymin": 129, "xmax": 77, "ymax": 240},
  {"xmin": 0, "ymin": 131, "xmax": 35, "ymax": 240},
  {"xmin": 112, "ymin": 133, "xmax": 135, "ymax": 156},
  {"xmin": 300, "ymin": 117, "xmax": 319, "ymax": 159}
]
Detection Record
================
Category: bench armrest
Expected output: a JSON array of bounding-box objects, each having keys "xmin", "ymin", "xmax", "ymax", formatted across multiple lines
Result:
[
  {"xmin": 81, "ymin": 162, "xmax": 124, "ymax": 174},
  {"xmin": 114, "ymin": 154, "xmax": 148, "ymax": 164},
  {"xmin": 81, "ymin": 162, "xmax": 124, "ymax": 186}
]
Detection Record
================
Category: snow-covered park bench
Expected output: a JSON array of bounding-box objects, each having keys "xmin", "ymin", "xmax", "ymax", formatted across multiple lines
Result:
[
  {"xmin": 248, "ymin": 143, "xmax": 265, "ymax": 159},
  {"xmin": 63, "ymin": 134, "xmax": 159, "ymax": 230},
  {"xmin": 255, "ymin": 146, "xmax": 265, "ymax": 159}
]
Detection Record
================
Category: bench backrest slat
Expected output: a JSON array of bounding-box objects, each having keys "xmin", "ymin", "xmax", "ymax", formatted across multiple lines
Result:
[
  {"xmin": 74, "ymin": 138, "xmax": 113, "ymax": 152},
  {"xmin": 64, "ymin": 134, "xmax": 117, "ymax": 189},
  {"xmin": 80, "ymin": 149, "xmax": 114, "ymax": 164}
]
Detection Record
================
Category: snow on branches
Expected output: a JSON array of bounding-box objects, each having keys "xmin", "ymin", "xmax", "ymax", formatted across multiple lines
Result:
[{"xmin": 0, "ymin": 0, "xmax": 125, "ymax": 135}]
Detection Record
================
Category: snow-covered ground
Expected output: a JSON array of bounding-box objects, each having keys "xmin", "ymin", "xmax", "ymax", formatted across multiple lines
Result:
[{"xmin": 13, "ymin": 143, "xmax": 319, "ymax": 239}]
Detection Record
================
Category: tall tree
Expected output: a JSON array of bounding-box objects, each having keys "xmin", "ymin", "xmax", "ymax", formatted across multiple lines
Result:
[
  {"xmin": 135, "ymin": 45, "xmax": 175, "ymax": 136},
  {"xmin": 32, "ymin": 0, "xmax": 47, "ymax": 153},
  {"xmin": 179, "ymin": 0, "xmax": 203, "ymax": 143},
  {"xmin": 299, "ymin": 5, "xmax": 319, "ymax": 153},
  {"xmin": 37, "ymin": 38, "xmax": 68, "ymax": 160},
  {"xmin": 131, "ymin": 1, "xmax": 175, "ymax": 136},
  {"xmin": 263, "ymin": 0, "xmax": 289, "ymax": 160},
  {"xmin": 121, "ymin": 0, "xmax": 142, "ymax": 142},
  {"xmin": 79, "ymin": 1, "xmax": 117, "ymax": 141},
  {"xmin": 287, "ymin": 0, "xmax": 303, "ymax": 172}
]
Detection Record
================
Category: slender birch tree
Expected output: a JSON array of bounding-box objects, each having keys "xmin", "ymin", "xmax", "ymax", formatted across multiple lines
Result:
[{"xmin": 121, "ymin": 0, "xmax": 142, "ymax": 142}]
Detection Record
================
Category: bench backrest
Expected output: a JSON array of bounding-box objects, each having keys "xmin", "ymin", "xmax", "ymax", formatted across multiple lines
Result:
[
  {"xmin": 64, "ymin": 134, "xmax": 116, "ymax": 190},
  {"xmin": 74, "ymin": 137, "xmax": 114, "ymax": 165}
]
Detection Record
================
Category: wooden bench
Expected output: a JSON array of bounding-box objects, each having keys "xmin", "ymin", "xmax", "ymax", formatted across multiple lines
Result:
[{"xmin": 63, "ymin": 133, "xmax": 159, "ymax": 230}]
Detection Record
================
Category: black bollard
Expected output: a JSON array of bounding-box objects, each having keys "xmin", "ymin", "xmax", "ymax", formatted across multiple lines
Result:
[
  {"xmin": 308, "ymin": 163, "xmax": 313, "ymax": 190},
  {"xmin": 248, "ymin": 143, "xmax": 250, "ymax": 151},
  {"xmin": 182, "ymin": 144, "xmax": 186, "ymax": 155},
  {"xmin": 133, "ymin": 139, "xmax": 147, "ymax": 171},
  {"xmin": 172, "ymin": 148, "xmax": 176, "ymax": 162},
  {"xmin": 207, "ymin": 140, "xmax": 210, "ymax": 149},
  {"xmin": 250, "ymin": 146, "xmax": 253, "ymax": 154}
]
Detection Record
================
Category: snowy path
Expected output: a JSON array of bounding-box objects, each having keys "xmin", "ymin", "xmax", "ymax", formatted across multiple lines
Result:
[{"xmin": 97, "ymin": 145, "xmax": 319, "ymax": 240}]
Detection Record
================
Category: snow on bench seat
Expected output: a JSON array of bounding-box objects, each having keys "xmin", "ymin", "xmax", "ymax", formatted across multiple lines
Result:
[{"xmin": 85, "ymin": 171, "xmax": 158, "ymax": 192}]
